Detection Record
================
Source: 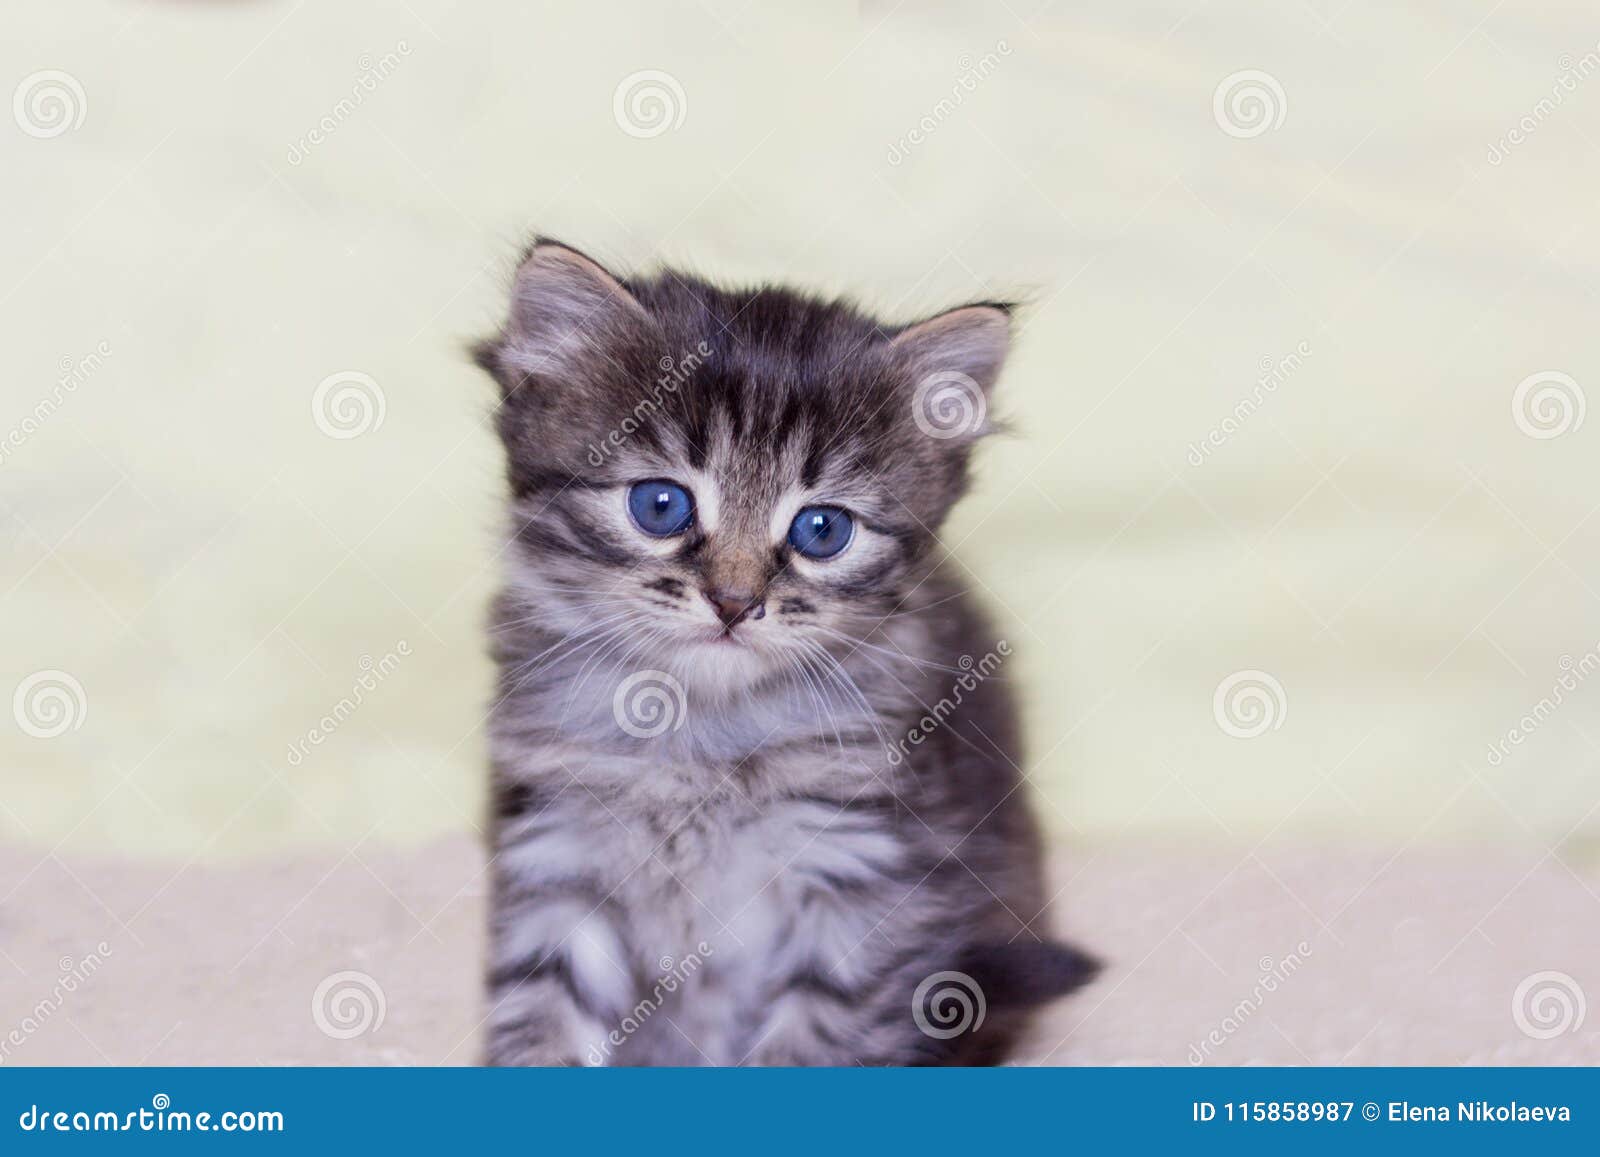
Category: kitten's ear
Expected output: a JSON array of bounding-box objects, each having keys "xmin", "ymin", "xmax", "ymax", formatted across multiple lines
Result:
[
  {"xmin": 890, "ymin": 304, "xmax": 1012, "ymax": 439},
  {"xmin": 473, "ymin": 239, "xmax": 654, "ymax": 399}
]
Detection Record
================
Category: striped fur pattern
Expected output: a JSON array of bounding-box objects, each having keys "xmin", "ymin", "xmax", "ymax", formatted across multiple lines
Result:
[{"xmin": 473, "ymin": 240, "xmax": 1096, "ymax": 1065}]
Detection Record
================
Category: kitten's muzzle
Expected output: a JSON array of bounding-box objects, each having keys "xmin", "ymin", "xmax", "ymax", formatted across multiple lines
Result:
[{"xmin": 703, "ymin": 587, "xmax": 766, "ymax": 629}]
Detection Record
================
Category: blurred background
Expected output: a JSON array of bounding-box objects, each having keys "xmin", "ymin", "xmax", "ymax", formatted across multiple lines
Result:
[{"xmin": 2, "ymin": 1, "xmax": 1598, "ymax": 1065}]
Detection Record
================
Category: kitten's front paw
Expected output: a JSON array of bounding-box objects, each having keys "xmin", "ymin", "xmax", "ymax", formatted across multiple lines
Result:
[{"xmin": 484, "ymin": 1039, "xmax": 588, "ymax": 1068}]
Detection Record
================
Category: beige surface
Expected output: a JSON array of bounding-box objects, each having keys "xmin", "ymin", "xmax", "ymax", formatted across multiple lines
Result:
[
  {"xmin": 2, "ymin": 838, "xmax": 1596, "ymax": 1066},
  {"xmin": 4, "ymin": 3, "xmax": 1600, "ymax": 858}
]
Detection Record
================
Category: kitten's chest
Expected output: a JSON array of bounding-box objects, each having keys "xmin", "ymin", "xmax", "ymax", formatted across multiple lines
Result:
[
  {"xmin": 603, "ymin": 790, "xmax": 907, "ymax": 1063},
  {"xmin": 620, "ymin": 788, "xmax": 907, "ymax": 965}
]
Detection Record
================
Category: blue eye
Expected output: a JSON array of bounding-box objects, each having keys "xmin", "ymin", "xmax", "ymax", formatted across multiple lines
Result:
[
  {"xmin": 627, "ymin": 481, "xmax": 695, "ymax": 537},
  {"xmin": 788, "ymin": 506, "xmax": 854, "ymax": 559}
]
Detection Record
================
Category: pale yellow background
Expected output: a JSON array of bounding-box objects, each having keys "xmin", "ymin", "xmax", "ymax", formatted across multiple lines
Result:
[{"xmin": 4, "ymin": 0, "xmax": 1600, "ymax": 863}]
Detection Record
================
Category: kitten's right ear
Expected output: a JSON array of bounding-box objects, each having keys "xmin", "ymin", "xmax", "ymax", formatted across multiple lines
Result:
[
  {"xmin": 473, "ymin": 239, "xmax": 654, "ymax": 399},
  {"xmin": 889, "ymin": 303, "xmax": 1012, "ymax": 441}
]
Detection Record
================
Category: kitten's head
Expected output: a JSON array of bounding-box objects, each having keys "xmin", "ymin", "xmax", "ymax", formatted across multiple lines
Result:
[{"xmin": 474, "ymin": 239, "xmax": 1010, "ymax": 697}]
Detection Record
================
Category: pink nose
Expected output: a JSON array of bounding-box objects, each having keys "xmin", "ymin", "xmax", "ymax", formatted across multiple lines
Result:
[{"xmin": 703, "ymin": 588, "xmax": 765, "ymax": 628}]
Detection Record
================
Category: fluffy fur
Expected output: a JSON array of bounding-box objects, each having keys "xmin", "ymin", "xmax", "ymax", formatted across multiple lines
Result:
[{"xmin": 474, "ymin": 240, "xmax": 1095, "ymax": 1065}]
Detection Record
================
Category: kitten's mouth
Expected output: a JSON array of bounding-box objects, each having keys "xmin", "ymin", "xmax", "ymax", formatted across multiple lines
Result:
[{"xmin": 698, "ymin": 625, "xmax": 751, "ymax": 648}]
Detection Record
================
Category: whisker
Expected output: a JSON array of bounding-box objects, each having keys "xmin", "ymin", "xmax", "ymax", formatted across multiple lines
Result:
[
  {"xmin": 502, "ymin": 609, "xmax": 640, "ymax": 683},
  {"xmin": 794, "ymin": 637, "xmax": 893, "ymax": 755},
  {"xmin": 778, "ymin": 646, "xmax": 846, "ymax": 756},
  {"xmin": 808, "ymin": 624, "xmax": 992, "ymax": 677}
]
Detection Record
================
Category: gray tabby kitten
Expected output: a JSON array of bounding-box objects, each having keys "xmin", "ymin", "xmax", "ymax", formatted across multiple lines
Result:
[{"xmin": 473, "ymin": 240, "xmax": 1096, "ymax": 1066}]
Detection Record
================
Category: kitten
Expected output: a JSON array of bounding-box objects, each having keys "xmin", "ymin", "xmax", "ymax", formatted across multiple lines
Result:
[{"xmin": 473, "ymin": 239, "xmax": 1097, "ymax": 1065}]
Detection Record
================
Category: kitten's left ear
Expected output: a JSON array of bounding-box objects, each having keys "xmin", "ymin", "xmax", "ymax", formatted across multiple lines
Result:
[
  {"xmin": 890, "ymin": 304, "xmax": 1013, "ymax": 438},
  {"xmin": 473, "ymin": 238, "xmax": 656, "ymax": 401}
]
